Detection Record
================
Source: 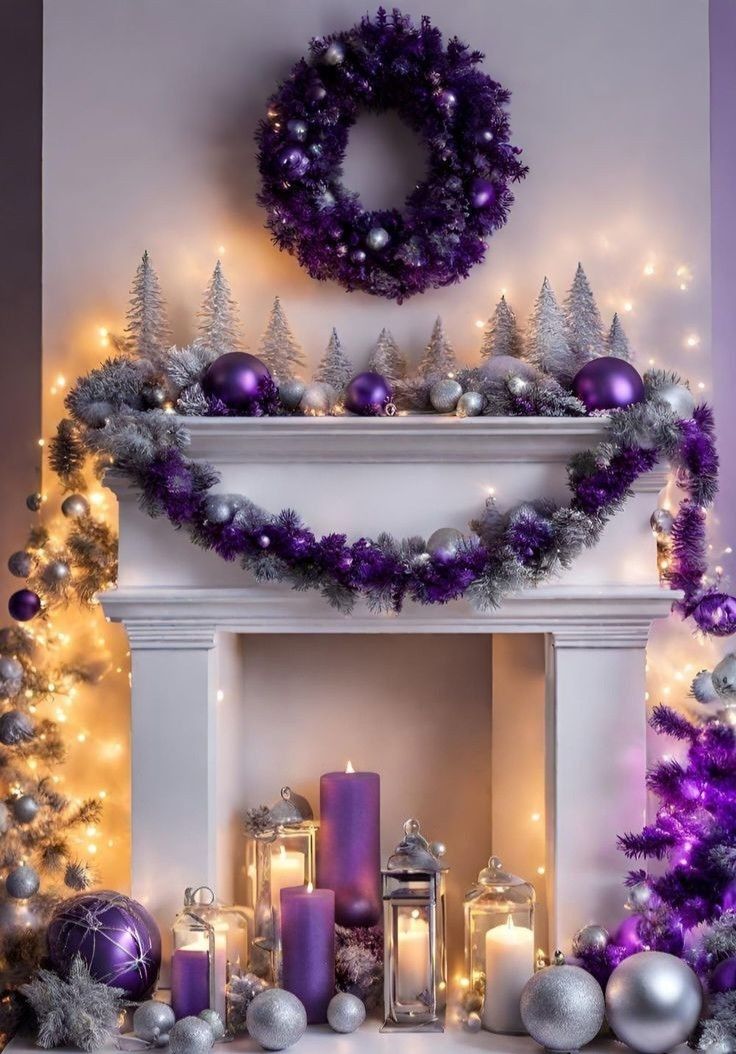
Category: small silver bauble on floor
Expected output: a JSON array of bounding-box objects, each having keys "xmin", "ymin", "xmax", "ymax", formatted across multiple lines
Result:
[
  {"xmin": 429, "ymin": 377, "xmax": 462, "ymax": 413},
  {"xmin": 246, "ymin": 988, "xmax": 307, "ymax": 1051},
  {"xmin": 198, "ymin": 1008, "xmax": 225, "ymax": 1040},
  {"xmin": 133, "ymin": 1000, "xmax": 176, "ymax": 1043},
  {"xmin": 168, "ymin": 1016, "xmax": 214, "ymax": 1054},
  {"xmin": 605, "ymin": 951, "xmax": 703, "ymax": 1054},
  {"xmin": 520, "ymin": 958, "xmax": 605, "ymax": 1053},
  {"xmin": 327, "ymin": 992, "xmax": 366, "ymax": 1033},
  {"xmin": 572, "ymin": 923, "xmax": 609, "ymax": 957}
]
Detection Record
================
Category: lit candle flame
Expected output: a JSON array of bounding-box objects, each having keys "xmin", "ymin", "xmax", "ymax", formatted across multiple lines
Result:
[
  {"xmin": 345, "ymin": 760, "xmax": 355, "ymax": 773},
  {"xmin": 307, "ymin": 882, "xmax": 314, "ymax": 893},
  {"xmin": 506, "ymin": 915, "xmax": 515, "ymax": 931}
]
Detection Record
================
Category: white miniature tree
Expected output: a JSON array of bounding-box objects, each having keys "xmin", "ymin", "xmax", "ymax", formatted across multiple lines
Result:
[
  {"xmin": 314, "ymin": 329, "xmax": 353, "ymax": 391},
  {"xmin": 125, "ymin": 250, "xmax": 172, "ymax": 369},
  {"xmin": 564, "ymin": 262, "xmax": 604, "ymax": 369},
  {"xmin": 258, "ymin": 296, "xmax": 305, "ymax": 380},
  {"xmin": 525, "ymin": 277, "xmax": 577, "ymax": 383},
  {"xmin": 480, "ymin": 295, "xmax": 523, "ymax": 359},
  {"xmin": 606, "ymin": 312, "xmax": 632, "ymax": 362},
  {"xmin": 197, "ymin": 260, "xmax": 243, "ymax": 355},
  {"xmin": 368, "ymin": 328, "xmax": 407, "ymax": 383},
  {"xmin": 417, "ymin": 316, "xmax": 456, "ymax": 378}
]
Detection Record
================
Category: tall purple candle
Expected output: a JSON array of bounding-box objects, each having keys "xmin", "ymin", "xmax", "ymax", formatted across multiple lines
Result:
[
  {"xmin": 281, "ymin": 885, "xmax": 335, "ymax": 1023},
  {"xmin": 317, "ymin": 765, "xmax": 381, "ymax": 927},
  {"xmin": 171, "ymin": 945, "xmax": 209, "ymax": 1019}
]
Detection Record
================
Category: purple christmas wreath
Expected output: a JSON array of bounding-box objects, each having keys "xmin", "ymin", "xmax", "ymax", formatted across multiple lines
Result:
[{"xmin": 255, "ymin": 9, "xmax": 528, "ymax": 302}]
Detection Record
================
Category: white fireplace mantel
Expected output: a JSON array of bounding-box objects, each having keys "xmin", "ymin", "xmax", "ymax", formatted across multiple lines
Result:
[{"xmin": 100, "ymin": 416, "xmax": 675, "ymax": 963}]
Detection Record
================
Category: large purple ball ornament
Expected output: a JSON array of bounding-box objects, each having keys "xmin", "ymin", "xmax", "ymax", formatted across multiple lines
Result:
[
  {"xmin": 201, "ymin": 352, "xmax": 273, "ymax": 414},
  {"xmin": 711, "ymin": 957, "xmax": 736, "ymax": 994},
  {"xmin": 277, "ymin": 145, "xmax": 310, "ymax": 180},
  {"xmin": 344, "ymin": 372, "xmax": 393, "ymax": 416},
  {"xmin": 470, "ymin": 178, "xmax": 496, "ymax": 209},
  {"xmin": 721, "ymin": 880, "xmax": 736, "ymax": 912},
  {"xmin": 572, "ymin": 357, "xmax": 645, "ymax": 412},
  {"xmin": 615, "ymin": 915, "xmax": 647, "ymax": 954},
  {"xmin": 692, "ymin": 593, "xmax": 736, "ymax": 637},
  {"xmin": 47, "ymin": 890, "xmax": 162, "ymax": 999},
  {"xmin": 8, "ymin": 589, "xmax": 41, "ymax": 622}
]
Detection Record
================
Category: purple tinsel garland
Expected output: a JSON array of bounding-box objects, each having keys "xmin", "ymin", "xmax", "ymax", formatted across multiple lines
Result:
[{"xmin": 255, "ymin": 9, "xmax": 527, "ymax": 302}]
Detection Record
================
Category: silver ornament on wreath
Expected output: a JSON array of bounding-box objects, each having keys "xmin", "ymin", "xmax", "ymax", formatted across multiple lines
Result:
[
  {"xmin": 0, "ymin": 655, "xmax": 24, "ymax": 698},
  {"xmin": 279, "ymin": 378, "xmax": 307, "ymax": 411},
  {"xmin": 61, "ymin": 493, "xmax": 89, "ymax": 519},
  {"xmin": 627, "ymin": 880, "xmax": 654, "ymax": 912},
  {"xmin": 12, "ymin": 793, "xmax": 39, "ymax": 824},
  {"xmin": 427, "ymin": 527, "xmax": 464, "ymax": 560},
  {"xmin": 652, "ymin": 381, "xmax": 696, "ymax": 419},
  {"xmin": 713, "ymin": 654, "xmax": 736, "ymax": 697},
  {"xmin": 204, "ymin": 494, "xmax": 236, "ymax": 525},
  {"xmin": 456, "ymin": 391, "xmax": 484, "ymax": 417},
  {"xmin": 572, "ymin": 923, "xmax": 609, "ymax": 957},
  {"xmin": 7, "ymin": 550, "xmax": 32, "ymax": 578},
  {"xmin": 6, "ymin": 863, "xmax": 40, "ymax": 899},
  {"xmin": 0, "ymin": 802, "xmax": 10, "ymax": 834},
  {"xmin": 429, "ymin": 378, "xmax": 462, "ymax": 413},
  {"xmin": 133, "ymin": 999, "xmax": 175, "ymax": 1044},
  {"xmin": 692, "ymin": 669, "xmax": 720, "ymax": 705},
  {"xmin": 246, "ymin": 988, "xmax": 307, "ymax": 1051},
  {"xmin": 650, "ymin": 508, "xmax": 675, "ymax": 536},
  {"xmin": 26, "ymin": 492, "xmax": 43, "ymax": 512},
  {"xmin": 605, "ymin": 951, "xmax": 702, "ymax": 1054},
  {"xmin": 169, "ymin": 1015, "xmax": 214, "ymax": 1054},
  {"xmin": 520, "ymin": 955, "xmax": 605, "ymax": 1053},
  {"xmin": 366, "ymin": 227, "xmax": 390, "ymax": 251},
  {"xmin": 327, "ymin": 992, "xmax": 365, "ymax": 1034}
]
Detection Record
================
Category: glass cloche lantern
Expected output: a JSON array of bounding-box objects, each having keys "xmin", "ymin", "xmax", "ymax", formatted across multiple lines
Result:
[
  {"xmin": 381, "ymin": 819, "xmax": 448, "ymax": 1033},
  {"xmin": 171, "ymin": 886, "xmax": 229, "ymax": 1024},
  {"xmin": 464, "ymin": 857, "xmax": 535, "ymax": 1034}
]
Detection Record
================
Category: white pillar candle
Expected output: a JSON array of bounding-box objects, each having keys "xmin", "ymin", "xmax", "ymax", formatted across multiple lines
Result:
[
  {"xmin": 397, "ymin": 910, "xmax": 430, "ymax": 1003},
  {"xmin": 270, "ymin": 846, "xmax": 305, "ymax": 915},
  {"xmin": 482, "ymin": 915, "xmax": 534, "ymax": 1033}
]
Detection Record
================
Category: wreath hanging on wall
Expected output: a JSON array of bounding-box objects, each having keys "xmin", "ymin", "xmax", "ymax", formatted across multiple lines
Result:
[{"xmin": 255, "ymin": 9, "xmax": 528, "ymax": 302}]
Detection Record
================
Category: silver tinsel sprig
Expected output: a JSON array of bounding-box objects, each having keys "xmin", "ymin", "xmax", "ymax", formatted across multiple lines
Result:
[
  {"xmin": 244, "ymin": 805, "xmax": 272, "ymax": 836},
  {"xmin": 21, "ymin": 955, "xmax": 125, "ymax": 1052},
  {"xmin": 164, "ymin": 341, "xmax": 218, "ymax": 394},
  {"xmin": 698, "ymin": 992, "xmax": 736, "ymax": 1052},
  {"xmin": 66, "ymin": 356, "xmax": 155, "ymax": 428},
  {"xmin": 702, "ymin": 910, "xmax": 736, "ymax": 961}
]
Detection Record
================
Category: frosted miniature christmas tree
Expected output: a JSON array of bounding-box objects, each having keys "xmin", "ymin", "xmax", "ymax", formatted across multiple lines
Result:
[
  {"xmin": 124, "ymin": 250, "xmax": 172, "ymax": 369},
  {"xmin": 197, "ymin": 260, "xmax": 243, "ymax": 355},
  {"xmin": 368, "ymin": 328, "xmax": 407, "ymax": 383},
  {"xmin": 314, "ymin": 329, "xmax": 353, "ymax": 391},
  {"xmin": 480, "ymin": 295, "xmax": 523, "ymax": 359},
  {"xmin": 525, "ymin": 277, "xmax": 577, "ymax": 383},
  {"xmin": 606, "ymin": 312, "xmax": 632, "ymax": 362},
  {"xmin": 258, "ymin": 296, "xmax": 305, "ymax": 380},
  {"xmin": 417, "ymin": 316, "xmax": 457, "ymax": 378},
  {"xmin": 564, "ymin": 263, "xmax": 605, "ymax": 368}
]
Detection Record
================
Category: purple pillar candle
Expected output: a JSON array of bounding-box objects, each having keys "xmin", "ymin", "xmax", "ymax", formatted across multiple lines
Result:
[
  {"xmin": 171, "ymin": 943, "xmax": 210, "ymax": 1019},
  {"xmin": 317, "ymin": 765, "xmax": 381, "ymax": 927},
  {"xmin": 281, "ymin": 885, "xmax": 335, "ymax": 1023}
]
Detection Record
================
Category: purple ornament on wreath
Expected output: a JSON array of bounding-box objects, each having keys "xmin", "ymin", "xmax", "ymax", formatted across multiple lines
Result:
[
  {"xmin": 711, "ymin": 957, "xmax": 736, "ymax": 994},
  {"xmin": 47, "ymin": 890, "xmax": 161, "ymax": 999},
  {"xmin": 201, "ymin": 352, "xmax": 273, "ymax": 415},
  {"xmin": 692, "ymin": 592, "xmax": 736, "ymax": 637},
  {"xmin": 8, "ymin": 588, "xmax": 41, "ymax": 622},
  {"xmin": 572, "ymin": 356, "xmax": 645, "ymax": 412},
  {"xmin": 614, "ymin": 915, "xmax": 647, "ymax": 954},
  {"xmin": 344, "ymin": 372, "xmax": 393, "ymax": 416}
]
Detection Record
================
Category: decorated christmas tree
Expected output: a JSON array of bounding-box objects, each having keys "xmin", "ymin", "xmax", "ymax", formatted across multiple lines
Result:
[
  {"xmin": 258, "ymin": 296, "xmax": 305, "ymax": 381},
  {"xmin": 525, "ymin": 278, "xmax": 577, "ymax": 383},
  {"xmin": 124, "ymin": 251, "xmax": 172, "ymax": 370},
  {"xmin": 314, "ymin": 329, "xmax": 353, "ymax": 391},
  {"xmin": 607, "ymin": 312, "xmax": 632, "ymax": 362},
  {"xmin": 564, "ymin": 263, "xmax": 605, "ymax": 369},
  {"xmin": 417, "ymin": 316, "xmax": 456, "ymax": 379},
  {"xmin": 480, "ymin": 295, "xmax": 523, "ymax": 359},
  {"xmin": 368, "ymin": 328, "xmax": 407, "ymax": 383},
  {"xmin": 197, "ymin": 260, "xmax": 243, "ymax": 355}
]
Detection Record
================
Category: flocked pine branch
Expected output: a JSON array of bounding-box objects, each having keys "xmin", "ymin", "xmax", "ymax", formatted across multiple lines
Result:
[{"xmin": 22, "ymin": 956, "xmax": 125, "ymax": 1052}]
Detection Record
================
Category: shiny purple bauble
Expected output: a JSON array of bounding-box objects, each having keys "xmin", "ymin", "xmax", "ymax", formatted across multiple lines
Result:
[
  {"xmin": 615, "ymin": 915, "xmax": 646, "ymax": 954},
  {"xmin": 8, "ymin": 588, "xmax": 41, "ymax": 622},
  {"xmin": 201, "ymin": 352, "xmax": 272, "ymax": 413},
  {"xmin": 712, "ymin": 957, "xmax": 736, "ymax": 994},
  {"xmin": 470, "ymin": 177, "xmax": 496, "ymax": 209},
  {"xmin": 47, "ymin": 890, "xmax": 161, "ymax": 999},
  {"xmin": 692, "ymin": 593, "xmax": 736, "ymax": 637},
  {"xmin": 721, "ymin": 880, "xmax": 736, "ymax": 912},
  {"xmin": 572, "ymin": 356, "xmax": 645, "ymax": 412},
  {"xmin": 344, "ymin": 372, "xmax": 393, "ymax": 416},
  {"xmin": 277, "ymin": 145, "xmax": 310, "ymax": 180}
]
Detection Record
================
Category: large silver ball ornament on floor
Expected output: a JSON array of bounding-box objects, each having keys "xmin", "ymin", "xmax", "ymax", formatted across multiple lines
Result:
[
  {"xmin": 246, "ymin": 988, "xmax": 307, "ymax": 1050},
  {"xmin": 521, "ymin": 961, "xmax": 605, "ymax": 1052},
  {"xmin": 133, "ymin": 1000, "xmax": 175, "ymax": 1043},
  {"xmin": 168, "ymin": 1016, "xmax": 214, "ymax": 1054},
  {"xmin": 327, "ymin": 992, "xmax": 365, "ymax": 1033},
  {"xmin": 605, "ymin": 952, "xmax": 703, "ymax": 1054}
]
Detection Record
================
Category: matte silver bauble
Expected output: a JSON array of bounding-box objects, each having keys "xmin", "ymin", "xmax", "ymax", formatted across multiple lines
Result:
[
  {"xmin": 26, "ymin": 493, "xmax": 43, "ymax": 512},
  {"xmin": 429, "ymin": 378, "xmax": 462, "ymax": 413},
  {"xmin": 279, "ymin": 378, "xmax": 307, "ymax": 410},
  {"xmin": 323, "ymin": 42, "xmax": 345, "ymax": 65},
  {"xmin": 42, "ymin": 560, "xmax": 71, "ymax": 586},
  {"xmin": 327, "ymin": 992, "xmax": 365, "ymax": 1033},
  {"xmin": 456, "ymin": 391, "xmax": 484, "ymax": 417},
  {"xmin": 12, "ymin": 794, "xmax": 39, "ymax": 824},
  {"xmin": 572, "ymin": 923, "xmax": 609, "ymax": 957},
  {"xmin": 246, "ymin": 989, "xmax": 307, "ymax": 1051},
  {"xmin": 692, "ymin": 669, "xmax": 720, "ymax": 704},
  {"xmin": 463, "ymin": 1012, "xmax": 482, "ymax": 1033},
  {"xmin": 0, "ymin": 656, "xmax": 24, "ymax": 699},
  {"xmin": 627, "ymin": 881, "xmax": 653, "ymax": 911},
  {"xmin": 605, "ymin": 951, "xmax": 702, "ymax": 1054},
  {"xmin": 0, "ymin": 709, "xmax": 34, "ymax": 745},
  {"xmin": 6, "ymin": 863, "xmax": 40, "ymax": 899},
  {"xmin": 198, "ymin": 1009, "xmax": 225, "ymax": 1041},
  {"xmin": 650, "ymin": 508, "xmax": 675, "ymax": 535},
  {"xmin": 7, "ymin": 551, "xmax": 32, "ymax": 578},
  {"xmin": 300, "ymin": 382, "xmax": 336, "ymax": 415},
  {"xmin": 204, "ymin": 495, "xmax": 234, "ymax": 525},
  {"xmin": 133, "ymin": 1000, "xmax": 176, "ymax": 1043},
  {"xmin": 61, "ymin": 494, "xmax": 89, "ymax": 519},
  {"xmin": 480, "ymin": 355, "xmax": 538, "ymax": 384},
  {"xmin": 168, "ymin": 1016, "xmax": 214, "ymax": 1054},
  {"xmin": 713, "ymin": 654, "xmax": 736, "ymax": 697},
  {"xmin": 653, "ymin": 382, "xmax": 696, "ymax": 419},
  {"xmin": 366, "ymin": 227, "xmax": 390, "ymax": 251},
  {"xmin": 521, "ymin": 962, "xmax": 605, "ymax": 1053},
  {"xmin": 426, "ymin": 527, "xmax": 464, "ymax": 560}
]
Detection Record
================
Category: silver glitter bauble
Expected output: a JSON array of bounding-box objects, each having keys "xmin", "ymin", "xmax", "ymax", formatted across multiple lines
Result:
[
  {"xmin": 7, "ymin": 551, "xmax": 32, "ymax": 578},
  {"xmin": 713, "ymin": 654, "xmax": 736, "ymax": 697},
  {"xmin": 0, "ymin": 710, "xmax": 34, "ymax": 745},
  {"xmin": 366, "ymin": 227, "xmax": 390, "ymax": 251},
  {"xmin": 429, "ymin": 378, "xmax": 462, "ymax": 413},
  {"xmin": 279, "ymin": 378, "xmax": 307, "ymax": 410},
  {"xmin": 427, "ymin": 527, "xmax": 464, "ymax": 560},
  {"xmin": 650, "ymin": 508, "xmax": 675, "ymax": 535},
  {"xmin": 627, "ymin": 881, "xmax": 653, "ymax": 911},
  {"xmin": 327, "ymin": 992, "xmax": 365, "ymax": 1034},
  {"xmin": 61, "ymin": 494, "xmax": 89, "ymax": 519},
  {"xmin": 300, "ymin": 382, "xmax": 336, "ymax": 415},
  {"xmin": 0, "ymin": 802, "xmax": 9, "ymax": 834},
  {"xmin": 692, "ymin": 669, "xmax": 720, "ymax": 704},
  {"xmin": 521, "ymin": 962, "xmax": 605, "ymax": 1052},
  {"xmin": 133, "ymin": 1000, "xmax": 176, "ymax": 1042},
  {"xmin": 199, "ymin": 1009, "xmax": 225, "ymax": 1041},
  {"xmin": 26, "ymin": 493, "xmax": 42, "ymax": 512},
  {"xmin": 169, "ymin": 1016, "xmax": 214, "ymax": 1054},
  {"xmin": 463, "ymin": 1012, "xmax": 482, "ymax": 1033},
  {"xmin": 12, "ymin": 794, "xmax": 39, "ymax": 824},
  {"xmin": 0, "ymin": 656, "xmax": 24, "ymax": 698},
  {"xmin": 42, "ymin": 560, "xmax": 71, "ymax": 586},
  {"xmin": 323, "ymin": 42, "xmax": 345, "ymax": 65},
  {"xmin": 456, "ymin": 391, "xmax": 484, "ymax": 417},
  {"xmin": 572, "ymin": 924, "xmax": 609, "ymax": 957},
  {"xmin": 204, "ymin": 495, "xmax": 234, "ymax": 525},
  {"xmin": 6, "ymin": 863, "xmax": 40, "ymax": 899},
  {"xmin": 246, "ymin": 989, "xmax": 307, "ymax": 1051},
  {"xmin": 653, "ymin": 382, "xmax": 696, "ymax": 420},
  {"xmin": 606, "ymin": 951, "xmax": 702, "ymax": 1054}
]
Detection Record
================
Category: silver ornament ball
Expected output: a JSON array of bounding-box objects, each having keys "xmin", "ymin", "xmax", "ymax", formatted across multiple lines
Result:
[
  {"xmin": 6, "ymin": 863, "xmax": 40, "ymax": 900},
  {"xmin": 650, "ymin": 508, "xmax": 675, "ymax": 535},
  {"xmin": 653, "ymin": 382, "xmax": 696, "ymax": 419},
  {"xmin": 61, "ymin": 494, "xmax": 89, "ymax": 519},
  {"xmin": 521, "ymin": 962, "xmax": 605, "ymax": 1053},
  {"xmin": 300, "ymin": 382, "xmax": 336, "ymax": 415},
  {"xmin": 204, "ymin": 495, "xmax": 234, "ymax": 525},
  {"xmin": 463, "ymin": 1012, "xmax": 482, "ymax": 1033},
  {"xmin": 692, "ymin": 669, "xmax": 720, "ymax": 704},
  {"xmin": 427, "ymin": 527, "xmax": 464, "ymax": 560},
  {"xmin": 0, "ymin": 656, "xmax": 24, "ymax": 699},
  {"xmin": 606, "ymin": 951, "xmax": 702, "ymax": 1054},
  {"xmin": 246, "ymin": 989, "xmax": 307, "ymax": 1051},
  {"xmin": 572, "ymin": 923, "xmax": 609, "ymax": 957},
  {"xmin": 12, "ymin": 794, "xmax": 39, "ymax": 824},
  {"xmin": 481, "ymin": 355, "xmax": 538, "ymax": 384},
  {"xmin": 287, "ymin": 119, "xmax": 308, "ymax": 142},
  {"xmin": 42, "ymin": 560, "xmax": 71, "ymax": 585},
  {"xmin": 0, "ymin": 710, "xmax": 34, "ymax": 745},
  {"xmin": 429, "ymin": 378, "xmax": 463, "ymax": 413},
  {"xmin": 279, "ymin": 378, "xmax": 307, "ymax": 410},
  {"xmin": 26, "ymin": 493, "xmax": 42, "ymax": 512},
  {"xmin": 198, "ymin": 1009, "xmax": 226, "ymax": 1041},
  {"xmin": 133, "ymin": 1000, "xmax": 176, "ymax": 1042},
  {"xmin": 456, "ymin": 391, "xmax": 484, "ymax": 417},
  {"xmin": 628, "ymin": 881, "xmax": 653, "ymax": 911},
  {"xmin": 327, "ymin": 992, "xmax": 365, "ymax": 1034},
  {"xmin": 366, "ymin": 227, "xmax": 390, "ymax": 251},
  {"xmin": 713, "ymin": 654, "xmax": 736, "ymax": 697},
  {"xmin": 0, "ymin": 802, "xmax": 9, "ymax": 834},
  {"xmin": 323, "ymin": 41, "xmax": 345, "ymax": 65},
  {"xmin": 703, "ymin": 1037, "xmax": 736, "ymax": 1054},
  {"xmin": 169, "ymin": 1017, "xmax": 214, "ymax": 1054},
  {"xmin": 7, "ymin": 551, "xmax": 32, "ymax": 578}
]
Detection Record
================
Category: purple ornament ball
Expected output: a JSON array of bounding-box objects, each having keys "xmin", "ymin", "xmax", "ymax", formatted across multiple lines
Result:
[
  {"xmin": 276, "ymin": 145, "xmax": 310, "ymax": 180},
  {"xmin": 470, "ymin": 177, "xmax": 497, "ymax": 209},
  {"xmin": 692, "ymin": 593, "xmax": 736, "ymax": 637},
  {"xmin": 47, "ymin": 890, "xmax": 161, "ymax": 1000},
  {"xmin": 201, "ymin": 352, "xmax": 272, "ymax": 413},
  {"xmin": 344, "ymin": 372, "xmax": 393, "ymax": 416},
  {"xmin": 711, "ymin": 957, "xmax": 736, "ymax": 994},
  {"xmin": 722, "ymin": 880, "xmax": 736, "ymax": 913},
  {"xmin": 8, "ymin": 588, "xmax": 41, "ymax": 622},
  {"xmin": 572, "ymin": 356, "xmax": 645, "ymax": 412},
  {"xmin": 614, "ymin": 915, "xmax": 646, "ymax": 954}
]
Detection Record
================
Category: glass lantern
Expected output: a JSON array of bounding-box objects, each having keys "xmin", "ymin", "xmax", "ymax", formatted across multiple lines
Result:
[
  {"xmin": 244, "ymin": 787, "xmax": 318, "ymax": 980},
  {"xmin": 381, "ymin": 818, "xmax": 448, "ymax": 1033},
  {"xmin": 463, "ymin": 856, "xmax": 535, "ymax": 1034},
  {"xmin": 171, "ymin": 886, "xmax": 229, "ymax": 1025}
]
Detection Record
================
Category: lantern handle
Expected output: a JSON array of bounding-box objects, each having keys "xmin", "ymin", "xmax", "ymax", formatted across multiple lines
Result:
[{"xmin": 184, "ymin": 884, "xmax": 216, "ymax": 907}]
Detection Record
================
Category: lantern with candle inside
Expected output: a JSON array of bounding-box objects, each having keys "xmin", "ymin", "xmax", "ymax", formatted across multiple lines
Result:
[
  {"xmin": 171, "ymin": 887, "xmax": 229, "ymax": 1024},
  {"xmin": 244, "ymin": 787, "xmax": 317, "ymax": 980},
  {"xmin": 463, "ymin": 857, "xmax": 535, "ymax": 1034},
  {"xmin": 381, "ymin": 819, "xmax": 448, "ymax": 1033}
]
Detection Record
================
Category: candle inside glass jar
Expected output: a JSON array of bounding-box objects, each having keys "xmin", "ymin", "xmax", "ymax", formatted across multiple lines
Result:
[
  {"xmin": 482, "ymin": 915, "xmax": 534, "ymax": 1033},
  {"xmin": 270, "ymin": 845, "xmax": 305, "ymax": 915},
  {"xmin": 397, "ymin": 909, "xmax": 430, "ymax": 1003}
]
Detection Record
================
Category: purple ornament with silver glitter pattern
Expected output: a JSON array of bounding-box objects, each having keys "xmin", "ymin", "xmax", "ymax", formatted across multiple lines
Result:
[
  {"xmin": 572, "ymin": 357, "xmax": 645, "ymax": 412},
  {"xmin": 692, "ymin": 593, "xmax": 736, "ymax": 637},
  {"xmin": 47, "ymin": 890, "xmax": 161, "ymax": 1000},
  {"xmin": 344, "ymin": 372, "xmax": 393, "ymax": 416},
  {"xmin": 8, "ymin": 588, "xmax": 41, "ymax": 622},
  {"xmin": 201, "ymin": 352, "xmax": 273, "ymax": 414}
]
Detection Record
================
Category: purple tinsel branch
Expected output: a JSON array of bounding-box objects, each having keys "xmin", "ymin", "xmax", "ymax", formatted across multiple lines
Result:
[
  {"xmin": 668, "ymin": 500, "xmax": 708, "ymax": 609},
  {"xmin": 571, "ymin": 447, "xmax": 658, "ymax": 516},
  {"xmin": 675, "ymin": 405, "xmax": 719, "ymax": 507},
  {"xmin": 649, "ymin": 703, "xmax": 699, "ymax": 742}
]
